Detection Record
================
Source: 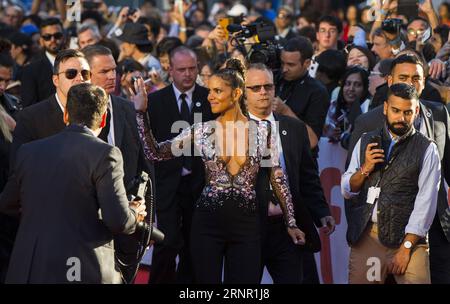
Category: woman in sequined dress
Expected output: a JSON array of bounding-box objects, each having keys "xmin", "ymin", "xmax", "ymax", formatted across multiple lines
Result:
[{"xmin": 132, "ymin": 59, "xmax": 305, "ymax": 284}]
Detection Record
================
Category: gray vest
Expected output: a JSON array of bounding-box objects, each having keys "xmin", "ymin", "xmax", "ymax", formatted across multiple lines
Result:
[{"xmin": 346, "ymin": 126, "xmax": 432, "ymax": 248}]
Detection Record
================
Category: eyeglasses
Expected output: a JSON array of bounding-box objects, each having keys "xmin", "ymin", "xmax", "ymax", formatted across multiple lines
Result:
[
  {"xmin": 318, "ymin": 28, "xmax": 338, "ymax": 35},
  {"xmin": 246, "ymin": 84, "xmax": 275, "ymax": 92},
  {"xmin": 41, "ymin": 32, "xmax": 64, "ymax": 41},
  {"xmin": 407, "ymin": 28, "xmax": 425, "ymax": 36},
  {"xmin": 57, "ymin": 69, "xmax": 91, "ymax": 80},
  {"xmin": 277, "ymin": 13, "xmax": 290, "ymax": 19}
]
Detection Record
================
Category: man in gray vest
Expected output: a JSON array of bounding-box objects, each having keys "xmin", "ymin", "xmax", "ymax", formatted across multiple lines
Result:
[{"xmin": 341, "ymin": 83, "xmax": 441, "ymax": 284}]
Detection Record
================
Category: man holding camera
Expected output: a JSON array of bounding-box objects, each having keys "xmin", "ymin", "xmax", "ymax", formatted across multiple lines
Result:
[
  {"xmin": 0, "ymin": 83, "xmax": 146, "ymax": 283},
  {"xmin": 342, "ymin": 83, "xmax": 440, "ymax": 284}
]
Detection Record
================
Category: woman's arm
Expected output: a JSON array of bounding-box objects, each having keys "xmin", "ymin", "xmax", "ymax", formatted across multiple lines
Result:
[
  {"xmin": 135, "ymin": 111, "xmax": 193, "ymax": 162},
  {"xmin": 131, "ymin": 77, "xmax": 194, "ymax": 162}
]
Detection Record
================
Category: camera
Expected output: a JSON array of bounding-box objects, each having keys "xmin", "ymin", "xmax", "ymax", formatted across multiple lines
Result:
[
  {"xmin": 381, "ymin": 18, "xmax": 403, "ymax": 35},
  {"xmin": 127, "ymin": 172, "xmax": 164, "ymax": 246},
  {"xmin": 227, "ymin": 21, "xmax": 283, "ymax": 72}
]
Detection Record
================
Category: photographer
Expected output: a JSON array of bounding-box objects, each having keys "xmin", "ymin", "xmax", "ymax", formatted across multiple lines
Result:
[{"xmin": 0, "ymin": 83, "xmax": 146, "ymax": 284}]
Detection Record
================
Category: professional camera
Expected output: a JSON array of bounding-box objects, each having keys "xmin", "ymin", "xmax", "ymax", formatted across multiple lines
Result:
[{"xmin": 227, "ymin": 21, "xmax": 283, "ymax": 71}]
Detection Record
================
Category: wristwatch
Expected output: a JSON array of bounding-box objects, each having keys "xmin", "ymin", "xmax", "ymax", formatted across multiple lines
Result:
[{"xmin": 403, "ymin": 241, "xmax": 412, "ymax": 249}]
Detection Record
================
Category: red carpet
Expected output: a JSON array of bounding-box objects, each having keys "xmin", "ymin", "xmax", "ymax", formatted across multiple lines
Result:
[{"xmin": 134, "ymin": 265, "xmax": 150, "ymax": 284}]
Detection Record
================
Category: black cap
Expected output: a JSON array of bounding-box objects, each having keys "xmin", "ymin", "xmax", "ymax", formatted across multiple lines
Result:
[{"xmin": 117, "ymin": 22, "xmax": 152, "ymax": 46}]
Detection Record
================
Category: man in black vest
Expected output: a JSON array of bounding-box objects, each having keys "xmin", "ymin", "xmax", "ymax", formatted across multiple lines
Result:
[
  {"xmin": 342, "ymin": 83, "xmax": 441, "ymax": 284},
  {"xmin": 348, "ymin": 54, "xmax": 450, "ymax": 283}
]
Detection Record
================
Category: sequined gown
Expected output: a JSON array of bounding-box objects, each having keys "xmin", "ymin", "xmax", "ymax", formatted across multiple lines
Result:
[{"xmin": 136, "ymin": 112, "xmax": 297, "ymax": 283}]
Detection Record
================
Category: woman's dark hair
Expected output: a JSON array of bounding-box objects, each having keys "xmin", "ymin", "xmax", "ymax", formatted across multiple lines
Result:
[
  {"xmin": 346, "ymin": 45, "xmax": 376, "ymax": 71},
  {"xmin": 213, "ymin": 58, "xmax": 246, "ymax": 115},
  {"xmin": 156, "ymin": 37, "xmax": 183, "ymax": 58},
  {"xmin": 118, "ymin": 58, "xmax": 146, "ymax": 75},
  {"xmin": 335, "ymin": 66, "xmax": 370, "ymax": 116}
]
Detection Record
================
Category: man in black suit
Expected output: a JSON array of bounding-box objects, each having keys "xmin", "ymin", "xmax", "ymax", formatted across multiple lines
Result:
[
  {"xmin": 0, "ymin": 49, "xmax": 91, "ymax": 282},
  {"xmin": 273, "ymin": 37, "xmax": 330, "ymax": 160},
  {"xmin": 147, "ymin": 46, "xmax": 213, "ymax": 283},
  {"xmin": 348, "ymin": 54, "xmax": 450, "ymax": 284},
  {"xmin": 20, "ymin": 17, "xmax": 65, "ymax": 107},
  {"xmin": 0, "ymin": 83, "xmax": 146, "ymax": 283},
  {"xmin": 81, "ymin": 45, "xmax": 153, "ymax": 282},
  {"xmin": 247, "ymin": 63, "xmax": 334, "ymax": 283},
  {"xmin": 10, "ymin": 49, "xmax": 91, "ymax": 165}
]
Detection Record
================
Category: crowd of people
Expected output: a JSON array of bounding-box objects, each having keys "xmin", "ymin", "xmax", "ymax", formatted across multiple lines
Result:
[{"xmin": 0, "ymin": 0, "xmax": 449, "ymax": 284}]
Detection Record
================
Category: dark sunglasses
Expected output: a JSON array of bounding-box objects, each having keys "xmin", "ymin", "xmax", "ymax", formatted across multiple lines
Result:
[
  {"xmin": 57, "ymin": 69, "xmax": 91, "ymax": 80},
  {"xmin": 246, "ymin": 84, "xmax": 275, "ymax": 93},
  {"xmin": 41, "ymin": 32, "xmax": 64, "ymax": 41}
]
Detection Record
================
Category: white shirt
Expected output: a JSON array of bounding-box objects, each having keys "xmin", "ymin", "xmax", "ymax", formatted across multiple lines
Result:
[
  {"xmin": 105, "ymin": 95, "xmax": 115, "ymax": 146},
  {"xmin": 172, "ymin": 83, "xmax": 195, "ymax": 113},
  {"xmin": 45, "ymin": 51, "xmax": 56, "ymax": 66},
  {"xmin": 55, "ymin": 93, "xmax": 65, "ymax": 114},
  {"xmin": 172, "ymin": 84, "xmax": 195, "ymax": 176},
  {"xmin": 341, "ymin": 134, "xmax": 441, "ymax": 237},
  {"xmin": 249, "ymin": 112, "xmax": 286, "ymax": 217}
]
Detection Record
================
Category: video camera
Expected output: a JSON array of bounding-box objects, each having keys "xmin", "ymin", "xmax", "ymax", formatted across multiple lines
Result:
[
  {"xmin": 127, "ymin": 172, "xmax": 164, "ymax": 246},
  {"xmin": 227, "ymin": 20, "xmax": 283, "ymax": 72}
]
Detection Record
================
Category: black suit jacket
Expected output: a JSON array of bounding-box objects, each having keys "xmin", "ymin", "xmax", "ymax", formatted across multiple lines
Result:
[
  {"xmin": 0, "ymin": 125, "xmax": 137, "ymax": 283},
  {"xmin": 10, "ymin": 95, "xmax": 65, "ymax": 166},
  {"xmin": 10, "ymin": 94, "xmax": 151, "ymax": 189},
  {"xmin": 20, "ymin": 52, "xmax": 55, "ymax": 107},
  {"xmin": 347, "ymin": 100, "xmax": 450, "ymax": 240},
  {"xmin": 257, "ymin": 114, "xmax": 331, "ymax": 252},
  {"xmin": 147, "ymin": 84, "xmax": 213, "ymax": 205}
]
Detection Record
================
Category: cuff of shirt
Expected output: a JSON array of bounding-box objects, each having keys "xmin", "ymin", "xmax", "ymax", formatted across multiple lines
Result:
[
  {"xmin": 405, "ymin": 225, "xmax": 428, "ymax": 238},
  {"xmin": 341, "ymin": 174, "xmax": 360, "ymax": 199}
]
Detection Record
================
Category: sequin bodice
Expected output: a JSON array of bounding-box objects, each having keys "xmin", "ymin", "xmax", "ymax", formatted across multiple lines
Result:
[{"xmin": 136, "ymin": 112, "xmax": 297, "ymax": 227}]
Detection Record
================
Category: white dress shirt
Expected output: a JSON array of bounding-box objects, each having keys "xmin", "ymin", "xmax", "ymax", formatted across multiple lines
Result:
[
  {"xmin": 341, "ymin": 133, "xmax": 441, "ymax": 237},
  {"xmin": 172, "ymin": 84, "xmax": 196, "ymax": 176}
]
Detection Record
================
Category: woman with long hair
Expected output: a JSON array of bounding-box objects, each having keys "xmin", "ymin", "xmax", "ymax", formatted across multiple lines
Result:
[
  {"xmin": 323, "ymin": 66, "xmax": 370, "ymax": 149},
  {"xmin": 132, "ymin": 58, "xmax": 305, "ymax": 283}
]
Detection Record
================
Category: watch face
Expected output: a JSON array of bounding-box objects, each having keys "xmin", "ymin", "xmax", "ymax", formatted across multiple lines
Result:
[{"xmin": 404, "ymin": 241, "xmax": 412, "ymax": 249}]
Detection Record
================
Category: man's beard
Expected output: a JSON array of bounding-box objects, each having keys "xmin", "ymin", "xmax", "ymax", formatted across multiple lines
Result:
[{"xmin": 387, "ymin": 120, "xmax": 411, "ymax": 136}]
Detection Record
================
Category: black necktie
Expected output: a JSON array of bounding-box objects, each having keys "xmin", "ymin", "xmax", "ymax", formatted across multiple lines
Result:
[
  {"xmin": 180, "ymin": 93, "xmax": 191, "ymax": 123},
  {"xmin": 179, "ymin": 93, "xmax": 192, "ymax": 171},
  {"xmin": 98, "ymin": 108, "xmax": 111, "ymax": 142}
]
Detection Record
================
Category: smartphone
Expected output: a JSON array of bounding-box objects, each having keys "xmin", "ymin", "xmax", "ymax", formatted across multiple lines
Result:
[
  {"xmin": 369, "ymin": 135, "xmax": 382, "ymax": 150},
  {"xmin": 218, "ymin": 17, "xmax": 232, "ymax": 40},
  {"xmin": 397, "ymin": 0, "xmax": 419, "ymax": 18}
]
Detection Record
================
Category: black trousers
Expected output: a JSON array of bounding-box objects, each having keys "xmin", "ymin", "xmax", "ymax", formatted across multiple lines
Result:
[
  {"xmin": 149, "ymin": 175, "xmax": 195, "ymax": 284},
  {"xmin": 190, "ymin": 201, "xmax": 261, "ymax": 284},
  {"xmin": 261, "ymin": 216, "xmax": 303, "ymax": 284},
  {"xmin": 429, "ymin": 214, "xmax": 450, "ymax": 284}
]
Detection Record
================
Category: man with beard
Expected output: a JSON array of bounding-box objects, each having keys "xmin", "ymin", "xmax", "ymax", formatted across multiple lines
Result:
[
  {"xmin": 20, "ymin": 18, "xmax": 66, "ymax": 107},
  {"xmin": 341, "ymin": 83, "xmax": 441, "ymax": 284},
  {"xmin": 348, "ymin": 54, "xmax": 450, "ymax": 283}
]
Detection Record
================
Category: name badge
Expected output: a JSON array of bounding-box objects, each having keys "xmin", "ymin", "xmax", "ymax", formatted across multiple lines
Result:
[{"xmin": 367, "ymin": 187, "xmax": 381, "ymax": 205}]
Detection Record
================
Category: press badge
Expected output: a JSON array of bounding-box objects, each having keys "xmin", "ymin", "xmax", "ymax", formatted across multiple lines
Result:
[{"xmin": 366, "ymin": 187, "xmax": 381, "ymax": 205}]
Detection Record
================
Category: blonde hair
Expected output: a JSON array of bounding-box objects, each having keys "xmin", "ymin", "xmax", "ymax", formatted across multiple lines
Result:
[{"xmin": 0, "ymin": 104, "xmax": 13, "ymax": 142}]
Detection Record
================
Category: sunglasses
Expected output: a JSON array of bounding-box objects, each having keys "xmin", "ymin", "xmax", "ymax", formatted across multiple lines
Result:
[
  {"xmin": 41, "ymin": 32, "xmax": 64, "ymax": 41},
  {"xmin": 57, "ymin": 69, "xmax": 91, "ymax": 80},
  {"xmin": 246, "ymin": 84, "xmax": 275, "ymax": 92}
]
